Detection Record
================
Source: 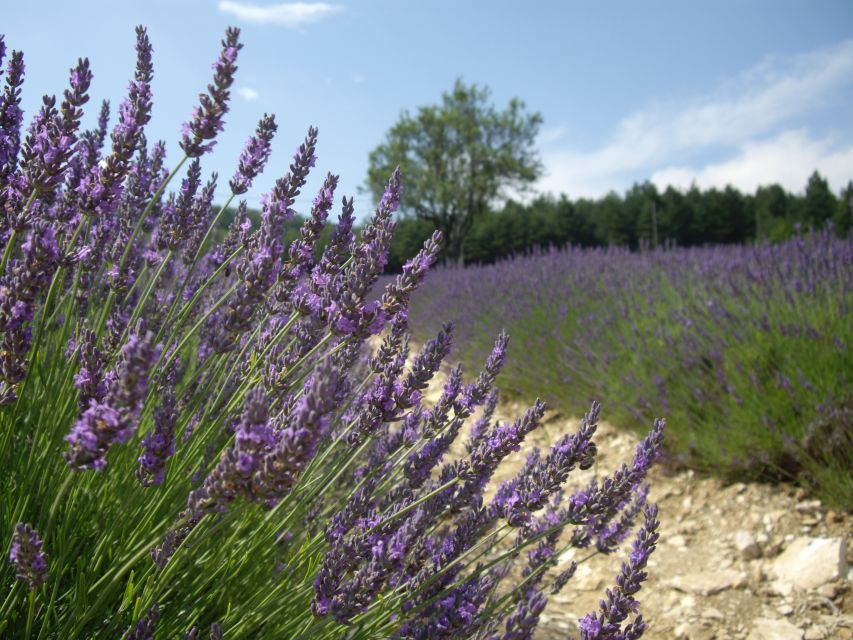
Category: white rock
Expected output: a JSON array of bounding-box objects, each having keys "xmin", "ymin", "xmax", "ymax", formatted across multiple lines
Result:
[
  {"xmin": 795, "ymin": 499, "xmax": 822, "ymax": 513},
  {"xmin": 735, "ymin": 530, "xmax": 763, "ymax": 560},
  {"xmin": 776, "ymin": 603, "xmax": 794, "ymax": 616},
  {"xmin": 668, "ymin": 569, "xmax": 746, "ymax": 596},
  {"xmin": 769, "ymin": 580, "xmax": 794, "ymax": 597},
  {"xmin": 668, "ymin": 534, "xmax": 688, "ymax": 549},
  {"xmin": 702, "ymin": 607, "xmax": 725, "ymax": 620},
  {"xmin": 772, "ymin": 537, "xmax": 848, "ymax": 590},
  {"xmin": 746, "ymin": 618, "xmax": 803, "ymax": 640},
  {"xmin": 804, "ymin": 626, "xmax": 826, "ymax": 640}
]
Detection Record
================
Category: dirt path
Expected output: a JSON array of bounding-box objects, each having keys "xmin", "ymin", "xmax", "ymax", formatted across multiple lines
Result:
[
  {"xmin": 415, "ymin": 361, "xmax": 852, "ymax": 639},
  {"xmin": 494, "ymin": 399, "xmax": 852, "ymax": 640}
]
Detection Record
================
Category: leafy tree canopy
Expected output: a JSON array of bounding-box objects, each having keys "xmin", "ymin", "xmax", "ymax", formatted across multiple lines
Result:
[{"xmin": 367, "ymin": 79, "xmax": 543, "ymax": 263}]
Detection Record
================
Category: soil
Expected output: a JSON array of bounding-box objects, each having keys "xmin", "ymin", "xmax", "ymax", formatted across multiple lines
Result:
[{"xmin": 492, "ymin": 399, "xmax": 853, "ymax": 640}]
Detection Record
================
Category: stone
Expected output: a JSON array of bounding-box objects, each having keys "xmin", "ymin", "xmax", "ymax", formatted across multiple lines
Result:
[
  {"xmin": 772, "ymin": 537, "xmax": 848, "ymax": 590},
  {"xmin": 668, "ymin": 569, "xmax": 746, "ymax": 596},
  {"xmin": 816, "ymin": 583, "xmax": 840, "ymax": 599},
  {"xmin": 795, "ymin": 499, "xmax": 822, "ymax": 513},
  {"xmin": 668, "ymin": 534, "xmax": 688, "ymax": 549},
  {"xmin": 702, "ymin": 606, "xmax": 725, "ymax": 620},
  {"xmin": 769, "ymin": 580, "xmax": 794, "ymax": 597},
  {"xmin": 746, "ymin": 618, "xmax": 803, "ymax": 640},
  {"xmin": 734, "ymin": 531, "xmax": 762, "ymax": 560},
  {"xmin": 803, "ymin": 627, "xmax": 826, "ymax": 640},
  {"xmin": 776, "ymin": 603, "xmax": 793, "ymax": 616}
]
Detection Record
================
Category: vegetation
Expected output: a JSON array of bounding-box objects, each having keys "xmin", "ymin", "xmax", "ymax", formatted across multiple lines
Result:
[
  {"xmin": 0, "ymin": 26, "xmax": 664, "ymax": 639},
  {"xmin": 384, "ymin": 171, "xmax": 853, "ymax": 271},
  {"xmin": 366, "ymin": 79, "xmax": 543, "ymax": 264},
  {"xmin": 404, "ymin": 229, "xmax": 853, "ymax": 508}
]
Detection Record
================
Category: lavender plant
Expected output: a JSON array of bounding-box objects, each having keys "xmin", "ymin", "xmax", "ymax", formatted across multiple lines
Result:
[
  {"xmin": 0, "ymin": 29, "xmax": 664, "ymax": 638},
  {"xmin": 403, "ymin": 230, "xmax": 853, "ymax": 506}
]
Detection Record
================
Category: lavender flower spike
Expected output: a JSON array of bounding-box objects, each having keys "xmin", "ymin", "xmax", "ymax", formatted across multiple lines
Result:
[
  {"xmin": 229, "ymin": 113, "xmax": 276, "ymax": 194},
  {"xmin": 181, "ymin": 27, "xmax": 241, "ymax": 157},
  {"xmin": 577, "ymin": 504, "xmax": 660, "ymax": 640},
  {"xmin": 65, "ymin": 330, "xmax": 160, "ymax": 471},
  {"xmin": 0, "ymin": 47, "xmax": 26, "ymax": 179},
  {"xmin": 9, "ymin": 523, "xmax": 48, "ymax": 589}
]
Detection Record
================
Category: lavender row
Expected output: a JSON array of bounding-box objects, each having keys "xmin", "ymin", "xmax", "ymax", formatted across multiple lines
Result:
[{"xmin": 405, "ymin": 230, "xmax": 852, "ymax": 506}]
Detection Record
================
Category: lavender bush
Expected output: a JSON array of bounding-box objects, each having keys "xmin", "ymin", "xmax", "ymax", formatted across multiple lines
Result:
[
  {"xmin": 404, "ymin": 232, "xmax": 853, "ymax": 506},
  {"xmin": 0, "ymin": 28, "xmax": 664, "ymax": 638}
]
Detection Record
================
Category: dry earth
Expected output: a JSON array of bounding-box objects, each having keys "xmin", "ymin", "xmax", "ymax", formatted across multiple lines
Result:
[{"xmin": 418, "ymin": 364, "xmax": 853, "ymax": 640}]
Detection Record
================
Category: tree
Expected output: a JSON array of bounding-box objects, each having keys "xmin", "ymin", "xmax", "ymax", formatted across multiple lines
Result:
[
  {"xmin": 834, "ymin": 181, "xmax": 853, "ymax": 236},
  {"xmin": 799, "ymin": 170, "xmax": 837, "ymax": 228},
  {"xmin": 367, "ymin": 79, "xmax": 543, "ymax": 263}
]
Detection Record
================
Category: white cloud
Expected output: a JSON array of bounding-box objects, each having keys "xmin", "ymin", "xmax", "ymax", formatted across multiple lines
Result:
[
  {"xmin": 538, "ymin": 126, "xmax": 567, "ymax": 145},
  {"xmin": 651, "ymin": 130, "xmax": 853, "ymax": 194},
  {"xmin": 538, "ymin": 39, "xmax": 853, "ymax": 197},
  {"xmin": 237, "ymin": 87, "xmax": 260, "ymax": 101},
  {"xmin": 218, "ymin": 1, "xmax": 343, "ymax": 28},
  {"xmin": 351, "ymin": 73, "xmax": 365, "ymax": 84}
]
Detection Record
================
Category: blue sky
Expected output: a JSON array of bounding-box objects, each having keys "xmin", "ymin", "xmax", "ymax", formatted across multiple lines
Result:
[{"xmin": 4, "ymin": 1, "xmax": 853, "ymax": 217}]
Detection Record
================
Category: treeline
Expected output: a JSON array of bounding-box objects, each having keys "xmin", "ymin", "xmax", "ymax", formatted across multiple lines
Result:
[
  {"xmin": 222, "ymin": 170, "xmax": 852, "ymax": 273},
  {"xmin": 389, "ymin": 171, "xmax": 853, "ymax": 271}
]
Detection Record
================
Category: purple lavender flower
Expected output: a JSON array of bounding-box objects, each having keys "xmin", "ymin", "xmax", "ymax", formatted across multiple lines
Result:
[
  {"xmin": 224, "ymin": 128, "xmax": 318, "ymax": 336},
  {"xmin": 19, "ymin": 57, "xmax": 91, "ymax": 193},
  {"xmin": 576, "ymin": 504, "xmax": 659, "ymax": 640},
  {"xmin": 379, "ymin": 230, "xmax": 442, "ymax": 320},
  {"xmin": 456, "ymin": 399, "xmax": 547, "ymax": 513},
  {"xmin": 77, "ymin": 26, "xmax": 153, "ymax": 217},
  {"xmin": 136, "ymin": 389, "xmax": 178, "ymax": 486},
  {"xmin": 277, "ymin": 172, "xmax": 339, "ymax": 305},
  {"xmin": 500, "ymin": 588, "xmax": 548, "ymax": 640},
  {"xmin": 65, "ymin": 330, "xmax": 160, "ymax": 470},
  {"xmin": 180, "ymin": 27, "xmax": 241, "ymax": 157},
  {"xmin": 8, "ymin": 523, "xmax": 48, "ymax": 589},
  {"xmin": 257, "ymin": 359, "xmax": 343, "ymax": 503},
  {"xmin": 123, "ymin": 603, "xmax": 159, "ymax": 640},
  {"xmin": 0, "ymin": 47, "xmax": 25, "ymax": 180},
  {"xmin": 157, "ymin": 158, "xmax": 202, "ymax": 251},
  {"xmin": 73, "ymin": 328, "xmax": 107, "ymax": 408},
  {"xmin": 494, "ymin": 402, "xmax": 599, "ymax": 526},
  {"xmin": 0, "ymin": 224, "xmax": 60, "ymax": 396},
  {"xmin": 330, "ymin": 169, "xmax": 402, "ymax": 337},
  {"xmin": 229, "ymin": 113, "xmax": 276, "ymax": 194}
]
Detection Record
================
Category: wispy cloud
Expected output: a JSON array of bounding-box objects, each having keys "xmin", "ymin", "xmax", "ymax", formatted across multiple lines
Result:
[
  {"xmin": 218, "ymin": 1, "xmax": 343, "ymax": 28},
  {"xmin": 652, "ymin": 130, "xmax": 853, "ymax": 194},
  {"xmin": 236, "ymin": 87, "xmax": 260, "ymax": 101},
  {"xmin": 538, "ymin": 39, "xmax": 853, "ymax": 197},
  {"xmin": 538, "ymin": 126, "xmax": 566, "ymax": 145}
]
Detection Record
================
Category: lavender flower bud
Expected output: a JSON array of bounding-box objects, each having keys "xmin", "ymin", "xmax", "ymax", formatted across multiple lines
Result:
[
  {"xmin": 0, "ymin": 48, "xmax": 26, "ymax": 180},
  {"xmin": 77, "ymin": 26, "xmax": 153, "ymax": 217},
  {"xmin": 180, "ymin": 27, "xmax": 241, "ymax": 157},
  {"xmin": 136, "ymin": 389, "xmax": 178, "ymax": 486},
  {"xmin": 8, "ymin": 523, "xmax": 48, "ymax": 589},
  {"xmin": 229, "ymin": 113, "xmax": 276, "ymax": 194},
  {"xmin": 577, "ymin": 504, "xmax": 659, "ymax": 639},
  {"xmin": 65, "ymin": 330, "xmax": 160, "ymax": 470},
  {"xmin": 123, "ymin": 603, "xmax": 159, "ymax": 640}
]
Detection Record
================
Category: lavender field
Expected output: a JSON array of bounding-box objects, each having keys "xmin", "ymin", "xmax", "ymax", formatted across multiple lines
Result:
[
  {"xmin": 405, "ymin": 228, "xmax": 853, "ymax": 506},
  {"xmin": 0, "ymin": 25, "xmax": 674, "ymax": 638}
]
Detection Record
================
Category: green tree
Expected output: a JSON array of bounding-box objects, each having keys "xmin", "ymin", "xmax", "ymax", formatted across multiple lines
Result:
[
  {"xmin": 367, "ymin": 79, "xmax": 543, "ymax": 263},
  {"xmin": 834, "ymin": 181, "xmax": 853, "ymax": 236},
  {"xmin": 799, "ymin": 170, "xmax": 837, "ymax": 228}
]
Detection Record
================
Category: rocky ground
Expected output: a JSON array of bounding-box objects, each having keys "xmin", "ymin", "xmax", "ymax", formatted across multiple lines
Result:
[
  {"xmin": 415, "ymin": 360, "xmax": 852, "ymax": 640},
  {"xmin": 497, "ymin": 400, "xmax": 852, "ymax": 640}
]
